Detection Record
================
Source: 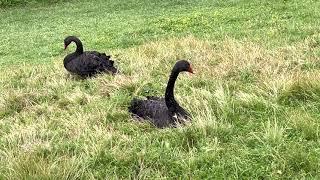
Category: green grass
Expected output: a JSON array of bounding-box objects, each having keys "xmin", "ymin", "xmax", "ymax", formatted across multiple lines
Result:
[
  {"xmin": 1, "ymin": 0, "xmax": 320, "ymax": 179},
  {"xmin": 0, "ymin": 0, "xmax": 65, "ymax": 7}
]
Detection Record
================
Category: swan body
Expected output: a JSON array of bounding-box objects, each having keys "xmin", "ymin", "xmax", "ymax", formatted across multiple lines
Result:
[
  {"xmin": 129, "ymin": 60, "xmax": 193, "ymax": 128},
  {"xmin": 63, "ymin": 36, "xmax": 117, "ymax": 77}
]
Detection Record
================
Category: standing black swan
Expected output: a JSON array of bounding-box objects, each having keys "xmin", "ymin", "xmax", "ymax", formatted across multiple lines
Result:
[
  {"xmin": 128, "ymin": 60, "xmax": 194, "ymax": 128},
  {"xmin": 63, "ymin": 36, "xmax": 117, "ymax": 77}
]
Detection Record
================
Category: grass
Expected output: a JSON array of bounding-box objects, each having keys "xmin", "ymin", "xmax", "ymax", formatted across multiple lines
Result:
[
  {"xmin": 0, "ymin": 0, "xmax": 65, "ymax": 7},
  {"xmin": 1, "ymin": 0, "xmax": 320, "ymax": 66},
  {"xmin": 1, "ymin": 0, "xmax": 320, "ymax": 179}
]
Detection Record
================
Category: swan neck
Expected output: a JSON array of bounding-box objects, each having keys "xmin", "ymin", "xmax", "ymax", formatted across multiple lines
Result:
[
  {"xmin": 165, "ymin": 70, "xmax": 179, "ymax": 111},
  {"xmin": 73, "ymin": 38, "xmax": 83, "ymax": 53}
]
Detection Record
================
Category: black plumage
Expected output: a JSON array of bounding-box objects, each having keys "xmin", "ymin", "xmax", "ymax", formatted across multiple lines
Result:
[
  {"xmin": 63, "ymin": 36, "xmax": 117, "ymax": 77},
  {"xmin": 128, "ymin": 60, "xmax": 194, "ymax": 128}
]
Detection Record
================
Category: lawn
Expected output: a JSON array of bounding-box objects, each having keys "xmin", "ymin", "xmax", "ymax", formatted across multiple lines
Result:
[{"xmin": 1, "ymin": 0, "xmax": 320, "ymax": 179}]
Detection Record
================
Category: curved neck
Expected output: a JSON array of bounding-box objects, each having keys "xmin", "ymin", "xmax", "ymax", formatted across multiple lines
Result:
[
  {"xmin": 165, "ymin": 70, "xmax": 180, "ymax": 112},
  {"xmin": 72, "ymin": 38, "xmax": 83, "ymax": 53}
]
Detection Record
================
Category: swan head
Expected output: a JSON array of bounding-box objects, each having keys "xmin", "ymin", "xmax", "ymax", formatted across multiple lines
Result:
[
  {"xmin": 64, "ymin": 36, "xmax": 79, "ymax": 50},
  {"xmin": 173, "ymin": 60, "xmax": 194, "ymax": 74}
]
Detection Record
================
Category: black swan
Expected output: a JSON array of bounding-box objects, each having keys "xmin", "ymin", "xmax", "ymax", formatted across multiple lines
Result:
[
  {"xmin": 63, "ymin": 36, "xmax": 117, "ymax": 77},
  {"xmin": 128, "ymin": 60, "xmax": 194, "ymax": 128}
]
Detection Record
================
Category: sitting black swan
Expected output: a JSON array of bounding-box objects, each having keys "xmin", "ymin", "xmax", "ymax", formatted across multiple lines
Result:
[
  {"xmin": 63, "ymin": 36, "xmax": 117, "ymax": 77},
  {"xmin": 128, "ymin": 60, "xmax": 194, "ymax": 128}
]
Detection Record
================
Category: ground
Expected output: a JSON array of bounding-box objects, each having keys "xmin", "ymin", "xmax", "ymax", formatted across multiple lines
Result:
[{"xmin": 0, "ymin": 0, "xmax": 320, "ymax": 179}]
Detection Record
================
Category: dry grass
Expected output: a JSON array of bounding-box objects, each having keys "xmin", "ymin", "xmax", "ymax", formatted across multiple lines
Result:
[{"xmin": 1, "ymin": 36, "xmax": 320, "ymax": 178}]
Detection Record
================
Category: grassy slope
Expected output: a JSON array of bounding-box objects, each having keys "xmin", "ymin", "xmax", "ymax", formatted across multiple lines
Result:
[
  {"xmin": 1, "ymin": 0, "xmax": 320, "ymax": 179},
  {"xmin": 0, "ymin": 0, "xmax": 319, "ymax": 66}
]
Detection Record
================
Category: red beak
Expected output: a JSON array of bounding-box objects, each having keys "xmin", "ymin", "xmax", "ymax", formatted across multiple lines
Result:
[
  {"xmin": 64, "ymin": 44, "xmax": 67, "ymax": 50},
  {"xmin": 188, "ymin": 66, "xmax": 194, "ymax": 74}
]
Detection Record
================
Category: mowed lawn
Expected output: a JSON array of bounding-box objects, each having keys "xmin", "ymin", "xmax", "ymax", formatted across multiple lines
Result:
[{"xmin": 1, "ymin": 0, "xmax": 320, "ymax": 178}]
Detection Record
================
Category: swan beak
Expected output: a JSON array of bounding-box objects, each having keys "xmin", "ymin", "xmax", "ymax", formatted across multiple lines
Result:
[
  {"xmin": 64, "ymin": 44, "xmax": 67, "ymax": 50},
  {"xmin": 188, "ymin": 66, "xmax": 194, "ymax": 74}
]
